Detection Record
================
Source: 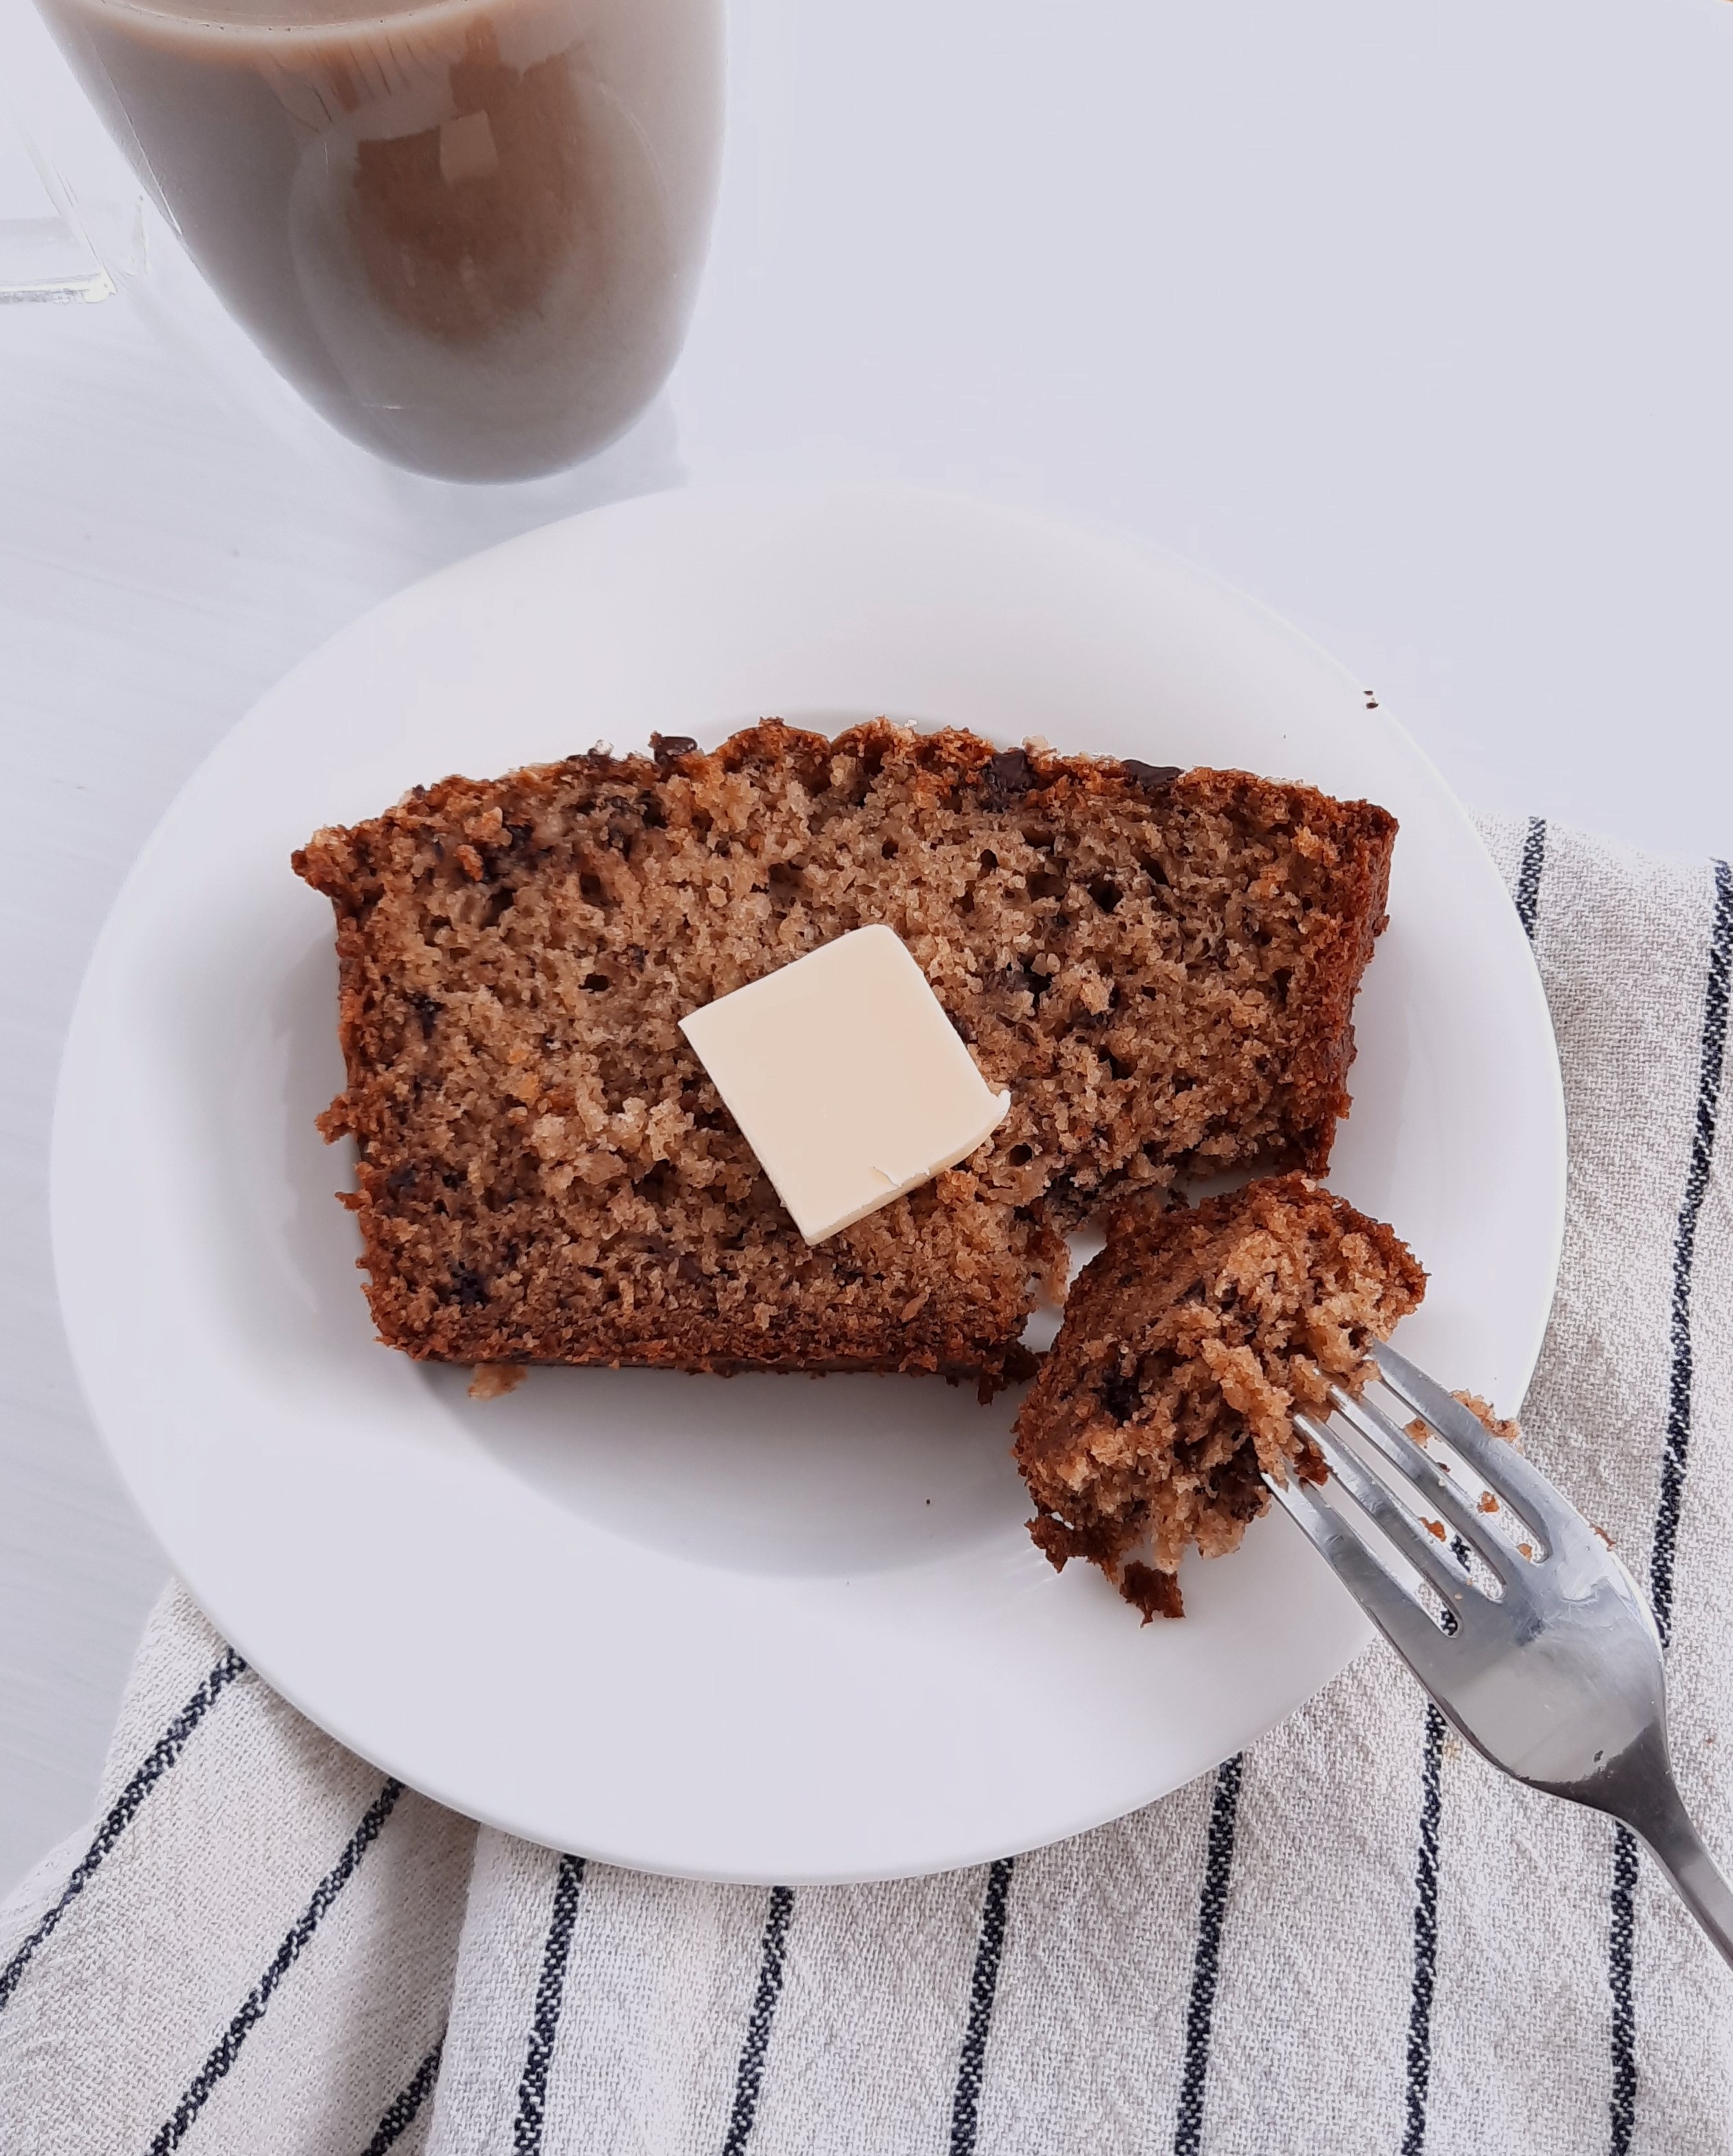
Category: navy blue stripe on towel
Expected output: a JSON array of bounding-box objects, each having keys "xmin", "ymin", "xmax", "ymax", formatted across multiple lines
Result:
[
  {"xmin": 1401, "ymin": 1535, "xmax": 1470, "ymax": 2156},
  {"xmin": 0, "ymin": 1645, "xmax": 248, "ymax": 2016},
  {"xmin": 1401, "ymin": 1702, "xmax": 1449, "ymax": 2156},
  {"xmin": 148, "ymin": 1776, "xmax": 405, "ymax": 2155},
  {"xmin": 949, "ymin": 1857, "xmax": 1015, "ymax": 2156},
  {"xmin": 1172, "ymin": 1753, "xmax": 1243, "ymax": 2156},
  {"xmin": 721, "ymin": 1886, "xmax": 797, "ymax": 2156},
  {"xmin": 1650, "ymin": 857, "xmax": 1733, "ymax": 1650},
  {"xmin": 360, "ymin": 2037, "xmax": 444, "ymax": 2156},
  {"xmin": 1401, "ymin": 821, "xmax": 1551, "ymax": 2153},
  {"xmin": 1608, "ymin": 856, "xmax": 1732, "ymax": 2155},
  {"xmin": 513, "ymin": 1854, "xmax": 588, "ymax": 2156},
  {"xmin": 1608, "ymin": 1828, "xmax": 1640, "ymax": 2156},
  {"xmin": 1515, "ymin": 816, "xmax": 1549, "ymax": 941}
]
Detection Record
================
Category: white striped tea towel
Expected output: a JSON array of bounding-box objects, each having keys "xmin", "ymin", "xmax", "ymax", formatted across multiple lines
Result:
[{"xmin": 1, "ymin": 815, "xmax": 1730, "ymax": 2156}]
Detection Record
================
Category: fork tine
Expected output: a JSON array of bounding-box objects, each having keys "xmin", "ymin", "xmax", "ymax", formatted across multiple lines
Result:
[
  {"xmin": 1371, "ymin": 1343, "xmax": 1586, "ymax": 1549},
  {"xmin": 1263, "ymin": 1469, "xmax": 1458, "ymax": 1668},
  {"xmin": 1326, "ymin": 1385, "xmax": 1524, "ymax": 1579},
  {"xmin": 1278, "ymin": 1352, "xmax": 1733, "ymax": 1974},
  {"xmin": 1293, "ymin": 1413, "xmax": 1478, "ymax": 1612}
]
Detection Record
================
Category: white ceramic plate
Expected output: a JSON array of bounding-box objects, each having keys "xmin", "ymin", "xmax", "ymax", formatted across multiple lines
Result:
[{"xmin": 52, "ymin": 482, "xmax": 1564, "ymax": 1883}]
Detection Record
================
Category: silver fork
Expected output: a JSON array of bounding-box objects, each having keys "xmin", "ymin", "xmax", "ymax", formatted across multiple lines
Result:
[{"xmin": 1263, "ymin": 1339, "xmax": 1733, "ymax": 1970}]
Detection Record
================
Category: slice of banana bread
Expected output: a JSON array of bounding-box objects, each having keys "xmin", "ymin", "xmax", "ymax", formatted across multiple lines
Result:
[
  {"xmin": 292, "ymin": 723, "xmax": 1396, "ymax": 1387},
  {"xmin": 1014, "ymin": 1173, "xmax": 1425, "ymax": 1616}
]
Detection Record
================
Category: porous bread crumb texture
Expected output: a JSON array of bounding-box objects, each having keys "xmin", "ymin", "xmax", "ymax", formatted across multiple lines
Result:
[
  {"xmin": 1013, "ymin": 1173, "xmax": 1425, "ymax": 1616},
  {"xmin": 467, "ymin": 1363, "xmax": 527, "ymax": 1402},
  {"xmin": 1452, "ymin": 1390, "xmax": 1520, "ymax": 1444},
  {"xmin": 1407, "ymin": 1394, "xmax": 1520, "ymax": 1453},
  {"xmin": 292, "ymin": 722, "xmax": 1395, "ymax": 1387}
]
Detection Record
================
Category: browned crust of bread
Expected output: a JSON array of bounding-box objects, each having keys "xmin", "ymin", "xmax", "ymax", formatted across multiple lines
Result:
[
  {"xmin": 293, "ymin": 722, "xmax": 1396, "ymax": 1384},
  {"xmin": 1014, "ymin": 1173, "xmax": 1425, "ymax": 1614}
]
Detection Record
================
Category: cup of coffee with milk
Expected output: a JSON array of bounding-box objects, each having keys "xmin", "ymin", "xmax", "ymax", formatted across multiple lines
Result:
[{"xmin": 39, "ymin": 0, "xmax": 723, "ymax": 480}]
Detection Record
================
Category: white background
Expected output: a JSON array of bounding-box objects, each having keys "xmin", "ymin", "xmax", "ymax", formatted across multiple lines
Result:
[{"xmin": 3, "ymin": 0, "xmax": 1732, "ymax": 1887}]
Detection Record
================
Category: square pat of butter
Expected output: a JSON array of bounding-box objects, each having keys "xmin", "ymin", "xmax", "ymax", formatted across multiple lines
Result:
[{"xmin": 678, "ymin": 926, "xmax": 1011, "ymax": 1245}]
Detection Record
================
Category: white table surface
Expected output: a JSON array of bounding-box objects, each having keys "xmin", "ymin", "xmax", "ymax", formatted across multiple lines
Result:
[{"xmin": 4, "ymin": 0, "xmax": 1732, "ymax": 1890}]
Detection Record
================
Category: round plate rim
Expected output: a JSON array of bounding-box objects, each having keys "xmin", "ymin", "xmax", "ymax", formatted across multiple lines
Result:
[{"xmin": 50, "ymin": 478, "xmax": 1565, "ymax": 1882}]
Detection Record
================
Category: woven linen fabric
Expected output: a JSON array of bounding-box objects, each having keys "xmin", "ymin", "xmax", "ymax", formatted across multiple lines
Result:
[{"xmin": 1, "ymin": 815, "xmax": 1730, "ymax": 2156}]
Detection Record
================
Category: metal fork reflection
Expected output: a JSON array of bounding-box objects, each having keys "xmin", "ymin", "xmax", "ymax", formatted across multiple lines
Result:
[{"xmin": 1264, "ymin": 1341, "xmax": 1733, "ymax": 1970}]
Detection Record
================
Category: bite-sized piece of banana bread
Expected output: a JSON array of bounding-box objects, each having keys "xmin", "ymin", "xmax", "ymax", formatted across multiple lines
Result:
[
  {"xmin": 1014, "ymin": 1173, "xmax": 1425, "ymax": 1616},
  {"xmin": 292, "ymin": 722, "xmax": 1396, "ymax": 1387}
]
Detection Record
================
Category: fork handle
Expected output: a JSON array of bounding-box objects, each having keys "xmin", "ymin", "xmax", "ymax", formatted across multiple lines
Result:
[{"xmin": 1615, "ymin": 1778, "xmax": 1733, "ymax": 1973}]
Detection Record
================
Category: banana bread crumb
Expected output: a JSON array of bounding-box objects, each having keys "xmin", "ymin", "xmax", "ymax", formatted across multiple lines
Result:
[
  {"xmin": 1014, "ymin": 1173, "xmax": 1425, "ymax": 1615},
  {"xmin": 294, "ymin": 723, "xmax": 1397, "ymax": 1387}
]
